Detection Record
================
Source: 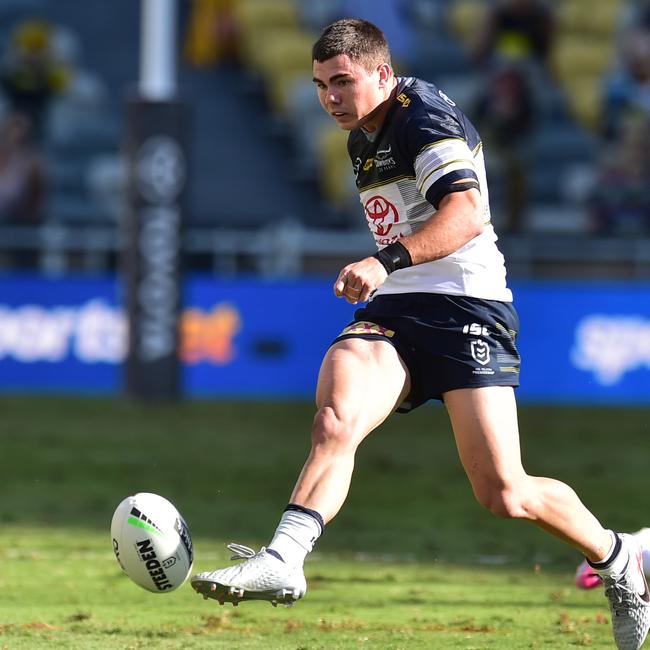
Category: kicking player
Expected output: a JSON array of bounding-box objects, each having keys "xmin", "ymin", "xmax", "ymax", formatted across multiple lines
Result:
[{"xmin": 191, "ymin": 19, "xmax": 650, "ymax": 650}]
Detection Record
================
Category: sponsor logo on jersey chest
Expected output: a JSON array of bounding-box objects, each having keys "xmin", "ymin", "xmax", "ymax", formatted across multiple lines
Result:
[{"xmin": 364, "ymin": 195, "xmax": 399, "ymax": 237}]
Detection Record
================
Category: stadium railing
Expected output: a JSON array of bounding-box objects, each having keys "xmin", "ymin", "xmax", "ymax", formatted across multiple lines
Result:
[{"xmin": 2, "ymin": 222, "xmax": 650, "ymax": 280}]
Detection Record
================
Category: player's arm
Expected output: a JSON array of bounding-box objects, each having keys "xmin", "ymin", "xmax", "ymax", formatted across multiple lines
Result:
[
  {"xmin": 335, "ymin": 254, "xmax": 390, "ymax": 304},
  {"xmin": 334, "ymin": 182, "xmax": 482, "ymax": 304},
  {"xmin": 336, "ymin": 108, "xmax": 483, "ymax": 304},
  {"xmin": 397, "ymin": 178, "xmax": 484, "ymax": 265}
]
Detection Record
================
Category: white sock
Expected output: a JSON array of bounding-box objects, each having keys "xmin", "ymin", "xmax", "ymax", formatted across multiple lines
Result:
[
  {"xmin": 594, "ymin": 531, "xmax": 629, "ymax": 577},
  {"xmin": 268, "ymin": 509, "xmax": 323, "ymax": 566}
]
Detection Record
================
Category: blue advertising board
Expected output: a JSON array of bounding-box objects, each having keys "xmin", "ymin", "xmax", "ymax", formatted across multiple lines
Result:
[
  {"xmin": 182, "ymin": 277, "xmax": 355, "ymax": 398},
  {"xmin": 0, "ymin": 274, "xmax": 123, "ymax": 393},
  {"xmin": 0, "ymin": 274, "xmax": 648, "ymax": 403},
  {"xmin": 514, "ymin": 281, "xmax": 650, "ymax": 403}
]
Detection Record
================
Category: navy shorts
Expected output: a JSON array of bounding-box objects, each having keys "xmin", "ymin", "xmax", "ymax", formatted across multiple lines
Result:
[{"xmin": 332, "ymin": 292, "xmax": 521, "ymax": 412}]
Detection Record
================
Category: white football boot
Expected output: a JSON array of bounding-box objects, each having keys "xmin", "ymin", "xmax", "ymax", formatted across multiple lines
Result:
[
  {"xmin": 191, "ymin": 543, "xmax": 307, "ymax": 607},
  {"xmin": 631, "ymin": 528, "xmax": 650, "ymax": 577},
  {"xmin": 602, "ymin": 534, "xmax": 650, "ymax": 650}
]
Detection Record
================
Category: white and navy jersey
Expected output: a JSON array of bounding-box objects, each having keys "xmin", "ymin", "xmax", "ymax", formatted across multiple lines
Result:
[{"xmin": 348, "ymin": 77, "xmax": 512, "ymax": 302}]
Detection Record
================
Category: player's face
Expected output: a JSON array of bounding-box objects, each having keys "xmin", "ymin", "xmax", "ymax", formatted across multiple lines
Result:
[{"xmin": 313, "ymin": 54, "xmax": 392, "ymax": 131}]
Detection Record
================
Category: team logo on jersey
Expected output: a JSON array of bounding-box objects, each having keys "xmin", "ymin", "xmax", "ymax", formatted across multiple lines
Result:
[
  {"xmin": 339, "ymin": 321, "xmax": 395, "ymax": 338},
  {"xmin": 364, "ymin": 195, "xmax": 399, "ymax": 237},
  {"xmin": 396, "ymin": 92, "xmax": 411, "ymax": 108},
  {"xmin": 374, "ymin": 144, "xmax": 396, "ymax": 172},
  {"xmin": 361, "ymin": 145, "xmax": 396, "ymax": 173},
  {"xmin": 376, "ymin": 144, "xmax": 392, "ymax": 158},
  {"xmin": 470, "ymin": 340, "xmax": 490, "ymax": 366}
]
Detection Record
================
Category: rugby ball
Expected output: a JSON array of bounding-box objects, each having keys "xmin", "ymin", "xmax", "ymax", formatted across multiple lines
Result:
[{"xmin": 111, "ymin": 492, "xmax": 193, "ymax": 593}]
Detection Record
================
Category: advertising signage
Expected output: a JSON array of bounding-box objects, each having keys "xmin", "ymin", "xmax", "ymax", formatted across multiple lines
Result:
[{"xmin": 0, "ymin": 275, "xmax": 648, "ymax": 403}]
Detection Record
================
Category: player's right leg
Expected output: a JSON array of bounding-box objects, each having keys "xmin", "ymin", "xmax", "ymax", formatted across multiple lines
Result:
[
  {"xmin": 289, "ymin": 336, "xmax": 410, "ymax": 521},
  {"xmin": 191, "ymin": 336, "xmax": 410, "ymax": 606}
]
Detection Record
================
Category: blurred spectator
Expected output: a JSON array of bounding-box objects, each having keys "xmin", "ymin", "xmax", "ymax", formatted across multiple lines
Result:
[
  {"xmin": 0, "ymin": 112, "xmax": 46, "ymax": 225},
  {"xmin": 183, "ymin": 0, "xmax": 241, "ymax": 67},
  {"xmin": 0, "ymin": 18, "xmax": 71, "ymax": 140},
  {"xmin": 474, "ymin": 0, "xmax": 555, "ymax": 72},
  {"xmin": 588, "ymin": 116, "xmax": 650, "ymax": 236},
  {"xmin": 602, "ymin": 30, "xmax": 650, "ymax": 139},
  {"xmin": 473, "ymin": 64, "xmax": 536, "ymax": 233},
  {"xmin": 619, "ymin": 0, "xmax": 650, "ymax": 35}
]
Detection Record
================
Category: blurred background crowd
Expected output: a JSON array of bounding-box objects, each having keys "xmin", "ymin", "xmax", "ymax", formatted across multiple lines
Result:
[{"xmin": 1, "ymin": 0, "xmax": 650, "ymax": 278}]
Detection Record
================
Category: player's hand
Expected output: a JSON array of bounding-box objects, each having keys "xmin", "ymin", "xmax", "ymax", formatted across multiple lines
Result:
[{"xmin": 334, "ymin": 257, "xmax": 388, "ymax": 304}]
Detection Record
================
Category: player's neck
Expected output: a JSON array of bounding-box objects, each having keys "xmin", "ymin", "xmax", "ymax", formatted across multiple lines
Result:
[{"xmin": 361, "ymin": 78, "xmax": 398, "ymax": 134}]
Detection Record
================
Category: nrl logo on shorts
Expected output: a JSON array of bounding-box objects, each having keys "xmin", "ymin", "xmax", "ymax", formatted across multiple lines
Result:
[{"xmin": 470, "ymin": 340, "xmax": 490, "ymax": 366}]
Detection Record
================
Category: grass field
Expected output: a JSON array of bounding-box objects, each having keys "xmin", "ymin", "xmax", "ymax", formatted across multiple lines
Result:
[{"xmin": 1, "ymin": 397, "xmax": 648, "ymax": 648}]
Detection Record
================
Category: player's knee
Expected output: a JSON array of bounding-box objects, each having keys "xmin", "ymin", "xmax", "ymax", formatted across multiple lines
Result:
[
  {"xmin": 311, "ymin": 406, "xmax": 357, "ymax": 451},
  {"xmin": 474, "ymin": 481, "xmax": 531, "ymax": 520}
]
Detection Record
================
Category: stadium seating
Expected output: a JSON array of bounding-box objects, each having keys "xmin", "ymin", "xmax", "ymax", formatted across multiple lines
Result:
[
  {"xmin": 246, "ymin": 30, "xmax": 315, "ymax": 114},
  {"xmin": 235, "ymin": 0, "xmax": 299, "ymax": 31},
  {"xmin": 317, "ymin": 125, "xmax": 356, "ymax": 212},
  {"xmin": 447, "ymin": 0, "xmax": 485, "ymax": 54},
  {"xmin": 555, "ymin": 0, "xmax": 622, "ymax": 38},
  {"xmin": 552, "ymin": 0, "xmax": 622, "ymax": 129},
  {"xmin": 0, "ymin": 0, "xmax": 641, "ymax": 273}
]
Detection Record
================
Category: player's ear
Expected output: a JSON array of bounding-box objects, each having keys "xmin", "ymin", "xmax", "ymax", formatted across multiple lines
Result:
[{"xmin": 377, "ymin": 62, "xmax": 392, "ymax": 87}]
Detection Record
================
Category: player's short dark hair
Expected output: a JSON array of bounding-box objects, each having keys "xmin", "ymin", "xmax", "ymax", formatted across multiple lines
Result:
[{"xmin": 312, "ymin": 18, "xmax": 392, "ymax": 71}]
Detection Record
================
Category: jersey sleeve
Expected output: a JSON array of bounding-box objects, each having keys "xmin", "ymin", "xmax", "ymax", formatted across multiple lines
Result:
[{"xmin": 405, "ymin": 105, "xmax": 479, "ymax": 209}]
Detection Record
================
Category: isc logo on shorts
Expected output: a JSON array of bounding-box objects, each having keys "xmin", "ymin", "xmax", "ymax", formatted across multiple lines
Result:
[
  {"xmin": 340, "ymin": 321, "xmax": 395, "ymax": 338},
  {"xmin": 463, "ymin": 322, "xmax": 490, "ymax": 336}
]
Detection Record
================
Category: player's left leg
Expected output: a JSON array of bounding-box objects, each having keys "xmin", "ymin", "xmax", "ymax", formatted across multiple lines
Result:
[
  {"xmin": 444, "ymin": 385, "xmax": 650, "ymax": 650},
  {"xmin": 443, "ymin": 385, "xmax": 610, "ymax": 557},
  {"xmin": 576, "ymin": 528, "xmax": 650, "ymax": 590}
]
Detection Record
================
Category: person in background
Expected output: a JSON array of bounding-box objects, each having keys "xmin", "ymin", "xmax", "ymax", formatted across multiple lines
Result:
[
  {"xmin": 0, "ymin": 111, "xmax": 47, "ymax": 269},
  {"xmin": 0, "ymin": 19, "xmax": 71, "ymax": 141},
  {"xmin": 183, "ymin": 0, "xmax": 241, "ymax": 68},
  {"xmin": 0, "ymin": 112, "xmax": 46, "ymax": 225},
  {"xmin": 473, "ymin": 64, "xmax": 536, "ymax": 233},
  {"xmin": 468, "ymin": 0, "xmax": 556, "ymax": 233},
  {"xmin": 587, "ymin": 115, "xmax": 650, "ymax": 235},
  {"xmin": 602, "ymin": 30, "xmax": 650, "ymax": 141},
  {"xmin": 474, "ymin": 0, "xmax": 555, "ymax": 72}
]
